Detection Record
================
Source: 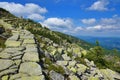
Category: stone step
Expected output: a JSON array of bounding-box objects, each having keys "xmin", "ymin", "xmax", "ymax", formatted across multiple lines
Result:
[{"xmin": 19, "ymin": 62, "xmax": 42, "ymax": 76}]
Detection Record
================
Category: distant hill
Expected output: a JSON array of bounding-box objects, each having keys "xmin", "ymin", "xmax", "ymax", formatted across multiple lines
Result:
[{"xmin": 78, "ymin": 36, "xmax": 120, "ymax": 50}]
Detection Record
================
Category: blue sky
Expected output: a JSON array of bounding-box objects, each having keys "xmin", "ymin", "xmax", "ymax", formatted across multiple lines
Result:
[{"xmin": 0, "ymin": 0, "xmax": 120, "ymax": 37}]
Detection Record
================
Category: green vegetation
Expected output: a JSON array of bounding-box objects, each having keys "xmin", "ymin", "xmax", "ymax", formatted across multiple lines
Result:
[
  {"xmin": 47, "ymin": 64, "xmax": 65, "ymax": 75},
  {"xmin": 85, "ymin": 40, "xmax": 120, "ymax": 72},
  {"xmin": 0, "ymin": 8, "xmax": 15, "ymax": 19},
  {"xmin": 44, "ymin": 58, "xmax": 65, "ymax": 75},
  {"xmin": 0, "ymin": 37, "xmax": 6, "ymax": 48},
  {"xmin": 74, "ymin": 57, "xmax": 87, "ymax": 66}
]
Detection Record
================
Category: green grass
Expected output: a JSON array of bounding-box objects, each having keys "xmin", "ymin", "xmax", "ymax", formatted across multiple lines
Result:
[{"xmin": 0, "ymin": 37, "xmax": 6, "ymax": 48}]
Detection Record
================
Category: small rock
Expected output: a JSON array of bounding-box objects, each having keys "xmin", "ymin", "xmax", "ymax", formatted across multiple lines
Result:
[
  {"xmin": 70, "ymin": 67, "xmax": 77, "ymax": 73},
  {"xmin": 1, "ymin": 75, "xmax": 9, "ymax": 80},
  {"xmin": 68, "ymin": 61, "xmax": 76, "ymax": 67},
  {"xmin": 62, "ymin": 54, "xmax": 71, "ymax": 61},
  {"xmin": 88, "ymin": 76, "xmax": 99, "ymax": 80},
  {"xmin": 76, "ymin": 64, "xmax": 87, "ymax": 73},
  {"xmin": 56, "ymin": 61, "xmax": 68, "ymax": 66},
  {"xmin": 49, "ymin": 70, "xmax": 64, "ymax": 80},
  {"xmin": 68, "ymin": 75, "xmax": 80, "ymax": 80}
]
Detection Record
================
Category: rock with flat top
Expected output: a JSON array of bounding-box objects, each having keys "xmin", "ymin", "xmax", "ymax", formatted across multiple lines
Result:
[
  {"xmin": 0, "ymin": 59, "xmax": 14, "ymax": 71},
  {"xmin": 14, "ymin": 75, "xmax": 45, "ymax": 80},
  {"xmin": 8, "ymin": 34, "xmax": 19, "ymax": 41},
  {"xmin": 49, "ymin": 70, "xmax": 64, "ymax": 80},
  {"xmin": 62, "ymin": 54, "xmax": 71, "ymax": 61},
  {"xmin": 22, "ymin": 52, "xmax": 39, "ymax": 62},
  {"xmin": 76, "ymin": 64, "xmax": 87, "ymax": 73},
  {"xmin": 5, "ymin": 40, "xmax": 21, "ymax": 47},
  {"xmin": 23, "ymin": 39, "xmax": 35, "ymax": 44},
  {"xmin": 69, "ymin": 75, "xmax": 80, "ymax": 80},
  {"xmin": 19, "ymin": 62, "xmax": 42, "ymax": 76},
  {"xmin": 56, "ymin": 61, "xmax": 68, "ymax": 66}
]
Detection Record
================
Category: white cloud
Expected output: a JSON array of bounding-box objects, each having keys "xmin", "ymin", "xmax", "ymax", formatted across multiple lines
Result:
[
  {"xmin": 74, "ymin": 27, "xmax": 83, "ymax": 32},
  {"xmin": 41, "ymin": 16, "xmax": 120, "ymax": 36},
  {"xmin": 42, "ymin": 17, "xmax": 73, "ymax": 29},
  {"xmin": 85, "ymin": 16, "xmax": 120, "ymax": 31},
  {"xmin": 0, "ymin": 2, "xmax": 47, "ymax": 20},
  {"xmin": 27, "ymin": 14, "xmax": 45, "ymax": 20},
  {"xmin": 81, "ymin": 18, "xmax": 96, "ymax": 25},
  {"xmin": 71, "ymin": 16, "xmax": 120, "ymax": 35},
  {"xmin": 87, "ymin": 0, "xmax": 109, "ymax": 11},
  {"xmin": 86, "ymin": 25, "xmax": 102, "ymax": 31}
]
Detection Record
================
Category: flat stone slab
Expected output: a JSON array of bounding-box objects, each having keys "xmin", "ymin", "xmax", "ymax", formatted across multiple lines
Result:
[
  {"xmin": 0, "ymin": 68, "xmax": 17, "ymax": 77},
  {"xmin": 5, "ymin": 40, "xmax": 21, "ymax": 47},
  {"xmin": 8, "ymin": 34, "xmax": 20, "ymax": 41},
  {"xmin": 25, "ymin": 47, "xmax": 38, "ymax": 52},
  {"xmin": 19, "ymin": 62, "xmax": 42, "ymax": 76},
  {"xmin": 9, "ymin": 73, "xmax": 29, "ymax": 80},
  {"xmin": 4, "ymin": 47, "xmax": 25, "ymax": 53},
  {"xmin": 0, "ymin": 59, "xmax": 14, "ymax": 71},
  {"xmin": 24, "ymin": 44, "xmax": 37, "ymax": 48},
  {"xmin": 23, "ymin": 39, "xmax": 35, "ymax": 44},
  {"xmin": 15, "ymin": 75, "xmax": 45, "ymax": 80},
  {"xmin": 0, "ymin": 52, "xmax": 11, "ymax": 58},
  {"xmin": 22, "ymin": 52, "xmax": 39, "ymax": 62}
]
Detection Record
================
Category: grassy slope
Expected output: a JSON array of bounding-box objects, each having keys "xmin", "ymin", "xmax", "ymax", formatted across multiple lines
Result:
[{"xmin": 0, "ymin": 8, "xmax": 91, "ymax": 50}]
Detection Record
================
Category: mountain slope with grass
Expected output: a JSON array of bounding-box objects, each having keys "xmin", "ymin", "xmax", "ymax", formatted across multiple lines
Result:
[{"xmin": 0, "ymin": 8, "xmax": 120, "ymax": 80}]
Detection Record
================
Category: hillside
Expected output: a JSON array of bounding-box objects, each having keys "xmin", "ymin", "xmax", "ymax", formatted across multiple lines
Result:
[{"xmin": 0, "ymin": 8, "xmax": 120, "ymax": 80}]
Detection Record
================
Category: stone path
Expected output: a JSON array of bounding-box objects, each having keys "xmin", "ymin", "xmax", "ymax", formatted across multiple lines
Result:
[{"xmin": 0, "ymin": 29, "xmax": 45, "ymax": 80}]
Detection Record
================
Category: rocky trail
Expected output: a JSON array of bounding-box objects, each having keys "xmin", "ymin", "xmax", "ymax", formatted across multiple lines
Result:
[
  {"xmin": 0, "ymin": 28, "xmax": 120, "ymax": 80},
  {"xmin": 0, "ymin": 29, "xmax": 45, "ymax": 80}
]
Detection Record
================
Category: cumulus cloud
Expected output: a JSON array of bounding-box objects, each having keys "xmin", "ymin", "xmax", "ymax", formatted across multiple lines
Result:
[
  {"xmin": 74, "ymin": 27, "xmax": 83, "ymax": 32},
  {"xmin": 42, "ymin": 17, "xmax": 73, "ymax": 29},
  {"xmin": 27, "ymin": 14, "xmax": 45, "ymax": 20},
  {"xmin": 81, "ymin": 18, "xmax": 96, "ymax": 25},
  {"xmin": 85, "ymin": 16, "xmax": 120, "ymax": 32},
  {"xmin": 72, "ymin": 16, "xmax": 120, "ymax": 34},
  {"xmin": 87, "ymin": 0, "xmax": 109, "ymax": 11},
  {"xmin": 0, "ymin": 2, "xmax": 47, "ymax": 20},
  {"xmin": 41, "ymin": 16, "xmax": 120, "ymax": 36}
]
